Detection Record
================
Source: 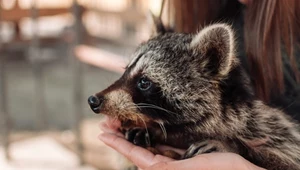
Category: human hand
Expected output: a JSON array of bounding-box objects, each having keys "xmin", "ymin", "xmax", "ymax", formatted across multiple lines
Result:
[
  {"xmin": 98, "ymin": 116, "xmax": 173, "ymax": 169},
  {"xmin": 98, "ymin": 117, "xmax": 265, "ymax": 170}
]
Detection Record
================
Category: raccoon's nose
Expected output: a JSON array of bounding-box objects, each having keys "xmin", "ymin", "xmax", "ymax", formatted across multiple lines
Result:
[{"xmin": 88, "ymin": 95, "xmax": 103, "ymax": 114}]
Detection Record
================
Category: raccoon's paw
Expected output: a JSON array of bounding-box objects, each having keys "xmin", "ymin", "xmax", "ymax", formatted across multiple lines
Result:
[
  {"xmin": 125, "ymin": 128, "xmax": 153, "ymax": 147},
  {"xmin": 183, "ymin": 140, "xmax": 230, "ymax": 159}
]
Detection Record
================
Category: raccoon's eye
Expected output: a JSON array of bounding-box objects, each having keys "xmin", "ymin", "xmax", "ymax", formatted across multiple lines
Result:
[{"xmin": 137, "ymin": 77, "xmax": 152, "ymax": 91}]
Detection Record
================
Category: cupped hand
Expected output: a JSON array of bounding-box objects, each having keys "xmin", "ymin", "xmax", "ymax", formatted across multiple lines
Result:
[{"xmin": 98, "ymin": 117, "xmax": 265, "ymax": 170}]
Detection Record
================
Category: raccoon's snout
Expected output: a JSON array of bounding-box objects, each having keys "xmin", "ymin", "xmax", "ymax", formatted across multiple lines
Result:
[{"xmin": 88, "ymin": 95, "xmax": 104, "ymax": 114}]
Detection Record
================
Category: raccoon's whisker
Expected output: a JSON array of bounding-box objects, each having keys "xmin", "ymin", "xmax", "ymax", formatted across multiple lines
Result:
[
  {"xmin": 136, "ymin": 103, "xmax": 178, "ymax": 116},
  {"xmin": 136, "ymin": 113, "xmax": 151, "ymax": 146},
  {"xmin": 138, "ymin": 105, "xmax": 178, "ymax": 117},
  {"xmin": 156, "ymin": 120, "xmax": 167, "ymax": 141},
  {"xmin": 123, "ymin": 103, "xmax": 178, "ymax": 117},
  {"xmin": 120, "ymin": 103, "xmax": 135, "ymax": 110}
]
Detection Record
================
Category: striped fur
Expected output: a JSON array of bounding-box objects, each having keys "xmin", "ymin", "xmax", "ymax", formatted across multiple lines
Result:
[{"xmin": 92, "ymin": 24, "xmax": 300, "ymax": 170}]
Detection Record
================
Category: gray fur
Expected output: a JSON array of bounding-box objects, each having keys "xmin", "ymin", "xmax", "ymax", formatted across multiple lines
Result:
[{"xmin": 91, "ymin": 24, "xmax": 300, "ymax": 170}]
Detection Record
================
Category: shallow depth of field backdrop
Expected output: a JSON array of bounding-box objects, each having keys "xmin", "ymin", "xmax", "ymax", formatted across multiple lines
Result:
[{"xmin": 0, "ymin": 0, "xmax": 164, "ymax": 169}]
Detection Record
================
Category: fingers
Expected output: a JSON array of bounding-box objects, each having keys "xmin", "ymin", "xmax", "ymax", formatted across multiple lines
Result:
[
  {"xmin": 145, "ymin": 153, "xmax": 266, "ymax": 170},
  {"xmin": 99, "ymin": 123, "xmax": 124, "ymax": 137},
  {"xmin": 98, "ymin": 117, "xmax": 176, "ymax": 169},
  {"xmin": 155, "ymin": 144, "xmax": 185, "ymax": 156},
  {"xmin": 99, "ymin": 116, "xmax": 124, "ymax": 137},
  {"xmin": 99, "ymin": 133, "xmax": 173, "ymax": 169},
  {"xmin": 98, "ymin": 118, "xmax": 265, "ymax": 170},
  {"xmin": 105, "ymin": 116, "xmax": 121, "ymax": 130},
  {"xmin": 145, "ymin": 156, "xmax": 210, "ymax": 170}
]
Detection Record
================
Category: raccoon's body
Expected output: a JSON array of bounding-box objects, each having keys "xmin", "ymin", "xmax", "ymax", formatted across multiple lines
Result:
[{"xmin": 88, "ymin": 24, "xmax": 300, "ymax": 170}]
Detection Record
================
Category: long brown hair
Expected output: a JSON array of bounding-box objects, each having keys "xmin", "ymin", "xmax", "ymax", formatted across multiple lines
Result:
[{"xmin": 244, "ymin": 0, "xmax": 300, "ymax": 102}]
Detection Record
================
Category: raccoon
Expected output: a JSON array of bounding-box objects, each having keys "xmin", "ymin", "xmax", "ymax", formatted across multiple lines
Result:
[{"xmin": 88, "ymin": 23, "xmax": 300, "ymax": 170}]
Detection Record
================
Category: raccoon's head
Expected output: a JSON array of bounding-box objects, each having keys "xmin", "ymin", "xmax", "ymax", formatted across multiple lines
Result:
[{"xmin": 88, "ymin": 24, "xmax": 245, "ymax": 128}]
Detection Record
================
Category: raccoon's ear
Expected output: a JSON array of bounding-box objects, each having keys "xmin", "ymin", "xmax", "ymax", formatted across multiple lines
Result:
[
  {"xmin": 190, "ymin": 24, "xmax": 235, "ymax": 76},
  {"xmin": 149, "ymin": 11, "xmax": 166, "ymax": 36}
]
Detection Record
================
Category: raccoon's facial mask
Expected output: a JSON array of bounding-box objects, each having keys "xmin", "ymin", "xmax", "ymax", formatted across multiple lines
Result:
[
  {"xmin": 88, "ymin": 24, "xmax": 236, "ymax": 125},
  {"xmin": 137, "ymin": 76, "xmax": 153, "ymax": 91},
  {"xmin": 88, "ymin": 71, "xmax": 178, "ymax": 126}
]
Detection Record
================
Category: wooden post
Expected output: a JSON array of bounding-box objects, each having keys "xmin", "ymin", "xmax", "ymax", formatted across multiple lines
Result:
[
  {"xmin": 0, "ymin": 4, "xmax": 11, "ymax": 161},
  {"xmin": 0, "ymin": 51, "xmax": 11, "ymax": 162},
  {"xmin": 71, "ymin": 0, "xmax": 84, "ymax": 165},
  {"xmin": 29, "ymin": 0, "xmax": 47, "ymax": 130}
]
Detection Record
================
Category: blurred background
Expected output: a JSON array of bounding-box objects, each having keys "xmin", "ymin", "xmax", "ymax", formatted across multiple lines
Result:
[{"xmin": 0, "ymin": 0, "xmax": 166, "ymax": 169}]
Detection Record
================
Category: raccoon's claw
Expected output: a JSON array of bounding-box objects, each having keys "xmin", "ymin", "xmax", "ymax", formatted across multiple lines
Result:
[
  {"xmin": 125, "ymin": 128, "xmax": 152, "ymax": 147},
  {"xmin": 183, "ymin": 140, "xmax": 229, "ymax": 159}
]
